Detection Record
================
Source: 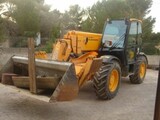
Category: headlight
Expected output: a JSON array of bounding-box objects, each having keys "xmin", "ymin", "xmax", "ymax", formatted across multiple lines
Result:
[{"xmin": 104, "ymin": 41, "xmax": 112, "ymax": 47}]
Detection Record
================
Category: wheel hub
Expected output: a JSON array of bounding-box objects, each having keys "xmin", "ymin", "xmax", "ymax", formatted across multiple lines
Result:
[
  {"xmin": 109, "ymin": 69, "xmax": 119, "ymax": 92},
  {"xmin": 139, "ymin": 62, "xmax": 146, "ymax": 79}
]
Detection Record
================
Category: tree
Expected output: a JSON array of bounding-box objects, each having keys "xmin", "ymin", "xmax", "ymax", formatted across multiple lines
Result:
[
  {"xmin": 0, "ymin": 18, "xmax": 4, "ymax": 42},
  {"xmin": 142, "ymin": 16, "xmax": 155, "ymax": 41},
  {"xmin": 11, "ymin": 0, "xmax": 40, "ymax": 36},
  {"xmin": 142, "ymin": 32, "xmax": 160, "ymax": 55},
  {"xmin": 126, "ymin": 0, "xmax": 155, "ymax": 40},
  {"xmin": 68, "ymin": 5, "xmax": 83, "ymax": 28},
  {"xmin": 61, "ymin": 5, "xmax": 84, "ymax": 31},
  {"xmin": 126, "ymin": 0, "xmax": 152, "ymax": 19},
  {"xmin": 81, "ymin": 0, "xmax": 132, "ymax": 33},
  {"xmin": 39, "ymin": 4, "xmax": 61, "ymax": 37},
  {"xmin": 81, "ymin": 0, "xmax": 155, "ymax": 37},
  {"xmin": 80, "ymin": 0, "xmax": 157, "ymax": 55},
  {"xmin": 0, "ymin": 0, "xmax": 18, "ymax": 42}
]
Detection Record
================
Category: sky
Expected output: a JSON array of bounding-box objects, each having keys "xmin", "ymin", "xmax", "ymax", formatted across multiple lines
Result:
[
  {"xmin": 149, "ymin": 0, "xmax": 160, "ymax": 33},
  {"xmin": 45, "ymin": 0, "xmax": 160, "ymax": 33}
]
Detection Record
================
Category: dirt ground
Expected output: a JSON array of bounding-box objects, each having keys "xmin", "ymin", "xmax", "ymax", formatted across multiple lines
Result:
[{"xmin": 0, "ymin": 69, "xmax": 158, "ymax": 120}]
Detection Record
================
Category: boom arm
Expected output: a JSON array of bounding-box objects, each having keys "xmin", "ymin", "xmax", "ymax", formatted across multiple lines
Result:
[
  {"xmin": 52, "ymin": 31, "xmax": 102, "ymax": 61},
  {"xmin": 51, "ymin": 31, "xmax": 103, "ymax": 87}
]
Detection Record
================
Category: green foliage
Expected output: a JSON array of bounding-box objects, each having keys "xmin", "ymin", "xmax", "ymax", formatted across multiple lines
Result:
[
  {"xmin": 0, "ymin": 0, "xmax": 159, "ymax": 55},
  {"xmin": 11, "ymin": 0, "xmax": 40, "ymax": 35},
  {"xmin": 126, "ymin": 0, "xmax": 152, "ymax": 19},
  {"xmin": 150, "ymin": 33, "xmax": 160, "ymax": 43},
  {"xmin": 81, "ymin": 0, "xmax": 155, "ymax": 35},
  {"xmin": 142, "ymin": 17, "xmax": 155, "ymax": 41},
  {"xmin": 143, "ymin": 32, "xmax": 160, "ymax": 55},
  {"xmin": 0, "ymin": 18, "xmax": 4, "ymax": 42},
  {"xmin": 80, "ymin": 0, "xmax": 158, "ymax": 55},
  {"xmin": 41, "ymin": 25, "xmax": 60, "ymax": 53},
  {"xmin": 82, "ymin": 0, "xmax": 132, "ymax": 33},
  {"xmin": 81, "ymin": 16, "xmax": 93, "ymax": 32},
  {"xmin": 14, "ymin": 38, "xmax": 27, "ymax": 47},
  {"xmin": 51, "ymin": 26, "xmax": 60, "ymax": 38},
  {"xmin": 68, "ymin": 5, "xmax": 83, "ymax": 27},
  {"xmin": 24, "ymin": 31, "xmax": 37, "ymax": 38},
  {"xmin": 43, "ymin": 38, "xmax": 55, "ymax": 53},
  {"xmin": 40, "ymin": 8, "xmax": 61, "ymax": 37},
  {"xmin": 143, "ymin": 44, "xmax": 159, "ymax": 55},
  {"xmin": 61, "ymin": 5, "xmax": 84, "ymax": 30}
]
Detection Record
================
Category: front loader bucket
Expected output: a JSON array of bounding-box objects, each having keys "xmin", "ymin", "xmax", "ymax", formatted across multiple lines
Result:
[
  {"xmin": 0, "ymin": 56, "xmax": 79, "ymax": 102},
  {"xmin": 50, "ymin": 64, "xmax": 78, "ymax": 102}
]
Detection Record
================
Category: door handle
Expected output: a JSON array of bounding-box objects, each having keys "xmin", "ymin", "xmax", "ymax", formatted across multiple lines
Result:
[{"xmin": 85, "ymin": 37, "xmax": 88, "ymax": 44}]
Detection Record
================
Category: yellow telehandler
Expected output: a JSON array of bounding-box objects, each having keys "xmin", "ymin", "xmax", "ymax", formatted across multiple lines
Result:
[{"xmin": 0, "ymin": 18, "xmax": 147, "ymax": 102}]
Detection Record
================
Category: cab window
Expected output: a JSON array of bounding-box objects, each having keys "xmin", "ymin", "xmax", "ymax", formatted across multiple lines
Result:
[
  {"xmin": 128, "ymin": 22, "xmax": 137, "ymax": 45},
  {"xmin": 137, "ymin": 22, "xmax": 142, "ymax": 45}
]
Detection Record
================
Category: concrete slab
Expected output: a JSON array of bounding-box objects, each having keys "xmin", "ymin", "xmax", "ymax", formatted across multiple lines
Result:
[
  {"xmin": 0, "ymin": 69, "xmax": 158, "ymax": 120},
  {"xmin": 147, "ymin": 55, "xmax": 160, "ymax": 69}
]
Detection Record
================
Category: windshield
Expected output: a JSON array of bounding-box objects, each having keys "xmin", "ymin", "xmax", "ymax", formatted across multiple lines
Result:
[{"xmin": 102, "ymin": 20, "xmax": 127, "ymax": 48}]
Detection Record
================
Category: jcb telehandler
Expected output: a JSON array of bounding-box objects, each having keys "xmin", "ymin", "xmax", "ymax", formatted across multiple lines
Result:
[
  {"xmin": 0, "ymin": 18, "xmax": 147, "ymax": 101},
  {"xmin": 50, "ymin": 18, "xmax": 147, "ymax": 100}
]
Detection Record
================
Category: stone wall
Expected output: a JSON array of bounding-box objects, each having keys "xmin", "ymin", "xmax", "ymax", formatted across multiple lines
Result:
[
  {"xmin": 0, "ymin": 48, "xmax": 159, "ymax": 70},
  {"xmin": 0, "ymin": 48, "xmax": 28, "ymax": 70},
  {"xmin": 147, "ymin": 55, "xmax": 160, "ymax": 69}
]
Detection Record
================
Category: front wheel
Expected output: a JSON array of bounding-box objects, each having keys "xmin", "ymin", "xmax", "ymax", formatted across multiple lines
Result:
[
  {"xmin": 129, "ymin": 56, "xmax": 147, "ymax": 84},
  {"xmin": 93, "ymin": 61, "xmax": 121, "ymax": 100}
]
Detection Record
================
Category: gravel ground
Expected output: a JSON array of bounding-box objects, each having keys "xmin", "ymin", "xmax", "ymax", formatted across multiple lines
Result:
[{"xmin": 0, "ymin": 69, "xmax": 158, "ymax": 120}]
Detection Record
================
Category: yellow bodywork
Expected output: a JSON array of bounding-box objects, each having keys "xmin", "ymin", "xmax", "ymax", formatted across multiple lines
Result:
[
  {"xmin": 52, "ymin": 31, "xmax": 102, "ymax": 87},
  {"xmin": 109, "ymin": 69, "xmax": 119, "ymax": 92},
  {"xmin": 51, "ymin": 39, "xmax": 72, "ymax": 61},
  {"xmin": 35, "ymin": 51, "xmax": 48, "ymax": 59},
  {"xmin": 63, "ymin": 31, "xmax": 102, "ymax": 54},
  {"xmin": 139, "ymin": 62, "xmax": 146, "ymax": 79}
]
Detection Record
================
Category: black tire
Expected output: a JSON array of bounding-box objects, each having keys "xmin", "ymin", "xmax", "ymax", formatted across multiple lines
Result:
[
  {"xmin": 93, "ymin": 61, "xmax": 121, "ymax": 100},
  {"xmin": 129, "ymin": 56, "xmax": 147, "ymax": 84}
]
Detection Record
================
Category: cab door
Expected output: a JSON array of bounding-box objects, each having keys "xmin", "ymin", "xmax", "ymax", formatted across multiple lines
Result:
[{"xmin": 127, "ymin": 21, "xmax": 142, "ymax": 64}]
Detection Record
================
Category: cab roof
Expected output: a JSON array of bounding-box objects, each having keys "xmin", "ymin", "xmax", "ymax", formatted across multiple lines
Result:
[{"xmin": 130, "ymin": 18, "xmax": 142, "ymax": 23}]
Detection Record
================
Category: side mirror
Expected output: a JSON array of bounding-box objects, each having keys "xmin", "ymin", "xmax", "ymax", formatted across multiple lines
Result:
[
  {"xmin": 125, "ymin": 18, "xmax": 129, "ymax": 25},
  {"xmin": 106, "ymin": 18, "xmax": 112, "ymax": 24}
]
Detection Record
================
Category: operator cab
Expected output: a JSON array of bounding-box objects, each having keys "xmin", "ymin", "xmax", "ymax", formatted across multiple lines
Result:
[
  {"xmin": 102, "ymin": 20, "xmax": 127, "ymax": 49},
  {"xmin": 99, "ymin": 18, "xmax": 143, "ymax": 75}
]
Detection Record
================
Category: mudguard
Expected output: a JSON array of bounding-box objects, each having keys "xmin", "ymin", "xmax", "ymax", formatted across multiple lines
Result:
[
  {"xmin": 138, "ymin": 52, "xmax": 148, "ymax": 64},
  {"xmin": 100, "ymin": 55, "xmax": 121, "ymax": 65}
]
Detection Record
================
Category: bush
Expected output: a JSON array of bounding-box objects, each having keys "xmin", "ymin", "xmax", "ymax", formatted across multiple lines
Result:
[
  {"xmin": 143, "ymin": 43, "xmax": 160, "ymax": 55},
  {"xmin": 14, "ymin": 38, "xmax": 28, "ymax": 47},
  {"xmin": 42, "ymin": 37, "xmax": 56, "ymax": 53}
]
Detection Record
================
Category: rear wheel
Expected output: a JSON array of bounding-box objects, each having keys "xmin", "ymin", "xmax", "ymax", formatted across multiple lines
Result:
[
  {"xmin": 129, "ymin": 56, "xmax": 147, "ymax": 84},
  {"xmin": 93, "ymin": 61, "xmax": 121, "ymax": 100}
]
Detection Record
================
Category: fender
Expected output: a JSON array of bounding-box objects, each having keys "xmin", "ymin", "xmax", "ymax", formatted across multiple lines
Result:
[
  {"xmin": 138, "ymin": 52, "xmax": 148, "ymax": 64},
  {"xmin": 100, "ymin": 55, "xmax": 121, "ymax": 65}
]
